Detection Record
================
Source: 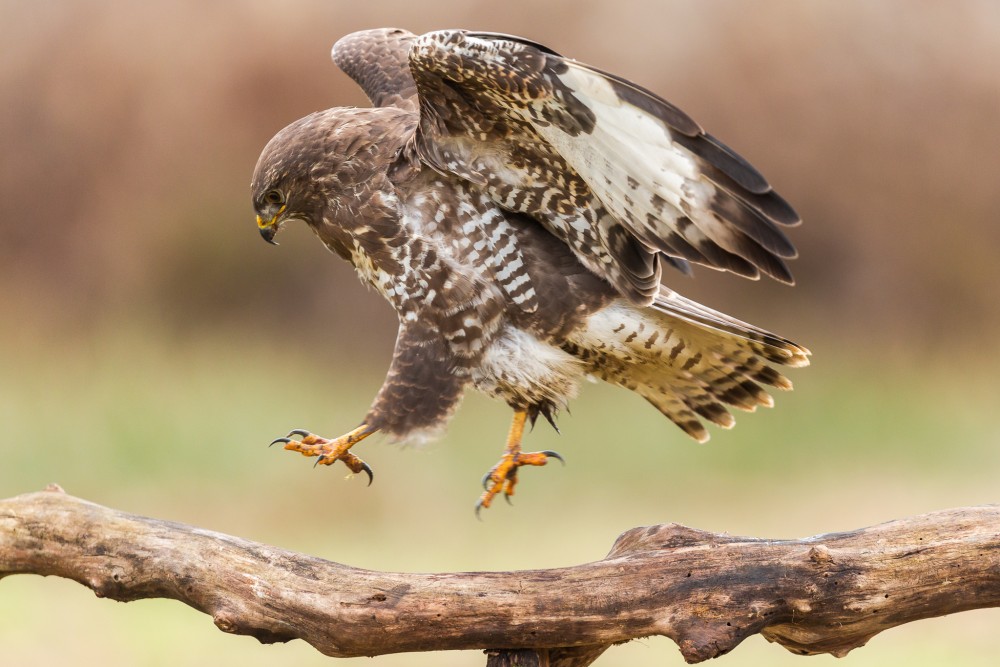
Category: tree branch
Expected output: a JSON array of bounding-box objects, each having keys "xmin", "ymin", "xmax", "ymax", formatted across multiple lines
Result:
[{"xmin": 2, "ymin": 486, "xmax": 999, "ymax": 664}]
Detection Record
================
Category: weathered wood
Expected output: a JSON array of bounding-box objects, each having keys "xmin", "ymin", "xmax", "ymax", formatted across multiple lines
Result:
[
  {"xmin": 1, "ymin": 486, "xmax": 999, "ymax": 664},
  {"xmin": 484, "ymin": 647, "xmax": 608, "ymax": 667},
  {"xmin": 485, "ymin": 648, "xmax": 548, "ymax": 667}
]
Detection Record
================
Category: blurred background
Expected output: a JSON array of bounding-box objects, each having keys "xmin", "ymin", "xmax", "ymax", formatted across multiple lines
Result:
[{"xmin": 2, "ymin": 1, "xmax": 999, "ymax": 665}]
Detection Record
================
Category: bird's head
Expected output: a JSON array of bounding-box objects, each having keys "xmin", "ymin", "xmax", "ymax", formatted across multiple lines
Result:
[
  {"xmin": 251, "ymin": 112, "xmax": 335, "ymax": 245},
  {"xmin": 252, "ymin": 185, "xmax": 288, "ymax": 245}
]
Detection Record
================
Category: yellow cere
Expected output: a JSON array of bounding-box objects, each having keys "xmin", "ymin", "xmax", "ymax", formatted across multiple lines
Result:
[{"xmin": 256, "ymin": 205, "xmax": 286, "ymax": 229}]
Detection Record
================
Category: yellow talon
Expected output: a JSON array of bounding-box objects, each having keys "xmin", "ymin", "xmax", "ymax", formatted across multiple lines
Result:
[
  {"xmin": 477, "ymin": 410, "xmax": 561, "ymax": 514},
  {"xmin": 273, "ymin": 424, "xmax": 378, "ymax": 484}
]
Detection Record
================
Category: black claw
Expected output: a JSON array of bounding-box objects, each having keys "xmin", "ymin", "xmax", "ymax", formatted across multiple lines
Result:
[
  {"xmin": 360, "ymin": 462, "xmax": 374, "ymax": 486},
  {"xmin": 474, "ymin": 501, "xmax": 485, "ymax": 521},
  {"xmin": 504, "ymin": 493, "xmax": 513, "ymax": 506},
  {"xmin": 541, "ymin": 409, "xmax": 560, "ymax": 434},
  {"xmin": 313, "ymin": 457, "xmax": 324, "ymax": 468},
  {"xmin": 481, "ymin": 470, "xmax": 495, "ymax": 490},
  {"xmin": 269, "ymin": 437, "xmax": 291, "ymax": 447},
  {"xmin": 541, "ymin": 450, "xmax": 565, "ymax": 465},
  {"xmin": 287, "ymin": 428, "xmax": 311, "ymax": 438}
]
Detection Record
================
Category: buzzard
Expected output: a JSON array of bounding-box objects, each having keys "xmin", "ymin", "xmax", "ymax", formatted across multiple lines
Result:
[{"xmin": 254, "ymin": 28, "xmax": 809, "ymax": 512}]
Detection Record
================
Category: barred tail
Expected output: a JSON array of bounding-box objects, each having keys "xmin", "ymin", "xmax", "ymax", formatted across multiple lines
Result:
[{"xmin": 570, "ymin": 291, "xmax": 809, "ymax": 442}]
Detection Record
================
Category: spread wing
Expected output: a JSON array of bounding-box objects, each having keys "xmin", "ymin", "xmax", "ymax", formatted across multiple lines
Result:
[
  {"xmin": 332, "ymin": 28, "xmax": 419, "ymax": 111},
  {"xmin": 404, "ymin": 30, "xmax": 800, "ymax": 305}
]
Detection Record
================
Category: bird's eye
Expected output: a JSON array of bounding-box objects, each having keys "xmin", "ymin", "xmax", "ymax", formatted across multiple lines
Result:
[{"xmin": 264, "ymin": 190, "xmax": 284, "ymax": 205}]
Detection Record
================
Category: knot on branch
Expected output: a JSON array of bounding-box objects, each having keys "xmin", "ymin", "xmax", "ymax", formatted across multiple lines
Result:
[
  {"xmin": 213, "ymin": 608, "xmax": 299, "ymax": 646},
  {"xmin": 214, "ymin": 611, "xmax": 240, "ymax": 633},
  {"xmin": 807, "ymin": 544, "xmax": 835, "ymax": 565},
  {"xmin": 607, "ymin": 523, "xmax": 737, "ymax": 557},
  {"xmin": 87, "ymin": 565, "xmax": 130, "ymax": 599}
]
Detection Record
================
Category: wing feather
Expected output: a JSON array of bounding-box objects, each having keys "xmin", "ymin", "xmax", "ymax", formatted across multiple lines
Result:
[
  {"xmin": 332, "ymin": 29, "xmax": 419, "ymax": 111},
  {"xmin": 406, "ymin": 30, "xmax": 801, "ymax": 302}
]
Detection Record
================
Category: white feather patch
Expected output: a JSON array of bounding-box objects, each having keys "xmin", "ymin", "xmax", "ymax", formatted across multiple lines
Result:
[
  {"xmin": 472, "ymin": 327, "xmax": 585, "ymax": 407},
  {"xmin": 521, "ymin": 66, "xmax": 741, "ymax": 257}
]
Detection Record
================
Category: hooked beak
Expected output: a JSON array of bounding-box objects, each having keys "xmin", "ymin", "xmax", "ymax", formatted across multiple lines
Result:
[{"xmin": 256, "ymin": 213, "xmax": 280, "ymax": 245}]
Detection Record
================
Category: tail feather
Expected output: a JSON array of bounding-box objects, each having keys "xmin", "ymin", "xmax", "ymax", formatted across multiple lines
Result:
[
  {"xmin": 695, "ymin": 364, "xmax": 773, "ymax": 412},
  {"xmin": 569, "ymin": 294, "xmax": 809, "ymax": 442},
  {"xmin": 634, "ymin": 383, "xmax": 712, "ymax": 443},
  {"xmin": 651, "ymin": 289, "xmax": 811, "ymax": 367},
  {"xmin": 729, "ymin": 357, "xmax": 794, "ymax": 391},
  {"xmin": 692, "ymin": 400, "xmax": 736, "ymax": 429}
]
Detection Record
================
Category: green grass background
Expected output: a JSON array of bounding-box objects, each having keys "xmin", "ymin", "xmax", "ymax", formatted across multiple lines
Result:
[{"xmin": 2, "ymin": 325, "xmax": 998, "ymax": 666}]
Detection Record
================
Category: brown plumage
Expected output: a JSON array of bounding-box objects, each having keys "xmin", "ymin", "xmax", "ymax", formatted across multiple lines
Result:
[{"xmin": 252, "ymin": 28, "xmax": 809, "ymax": 509}]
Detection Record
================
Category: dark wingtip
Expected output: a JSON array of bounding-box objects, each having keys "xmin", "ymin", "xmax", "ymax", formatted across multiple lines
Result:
[
  {"xmin": 765, "ymin": 257, "xmax": 795, "ymax": 285},
  {"xmin": 464, "ymin": 31, "xmax": 564, "ymax": 57}
]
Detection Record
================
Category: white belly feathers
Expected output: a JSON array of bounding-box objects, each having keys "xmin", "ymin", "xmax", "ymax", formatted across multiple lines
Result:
[{"xmin": 471, "ymin": 326, "xmax": 585, "ymax": 409}]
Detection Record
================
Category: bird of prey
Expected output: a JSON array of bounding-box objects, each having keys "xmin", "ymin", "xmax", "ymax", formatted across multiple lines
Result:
[{"xmin": 254, "ymin": 28, "xmax": 809, "ymax": 512}]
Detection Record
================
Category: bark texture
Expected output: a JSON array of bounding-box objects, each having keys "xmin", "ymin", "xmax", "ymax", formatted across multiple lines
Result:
[{"xmin": 2, "ymin": 486, "xmax": 999, "ymax": 664}]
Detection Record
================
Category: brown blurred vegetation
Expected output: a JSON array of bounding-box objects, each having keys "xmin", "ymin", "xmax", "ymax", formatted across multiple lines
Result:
[
  {"xmin": 3, "ymin": 4, "xmax": 1000, "ymax": 665},
  {"xmin": 3, "ymin": 0, "xmax": 998, "ymax": 358}
]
